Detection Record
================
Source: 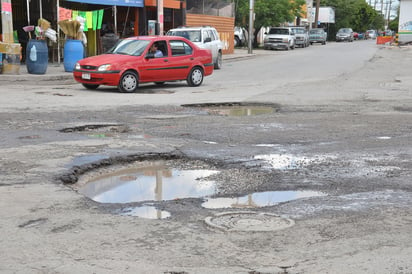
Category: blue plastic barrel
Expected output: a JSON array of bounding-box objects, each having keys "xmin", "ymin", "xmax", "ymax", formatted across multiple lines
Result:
[
  {"xmin": 64, "ymin": 39, "xmax": 84, "ymax": 72},
  {"xmin": 26, "ymin": 39, "xmax": 48, "ymax": 74}
]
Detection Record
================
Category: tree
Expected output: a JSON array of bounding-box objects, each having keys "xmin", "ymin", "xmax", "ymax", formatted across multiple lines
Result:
[
  {"xmin": 235, "ymin": 0, "xmax": 305, "ymax": 47},
  {"xmin": 320, "ymin": 0, "xmax": 384, "ymax": 37}
]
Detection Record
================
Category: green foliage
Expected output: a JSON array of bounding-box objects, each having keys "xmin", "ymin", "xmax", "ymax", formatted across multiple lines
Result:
[
  {"xmin": 320, "ymin": 0, "xmax": 385, "ymax": 34},
  {"xmin": 388, "ymin": 16, "xmax": 398, "ymax": 32},
  {"xmin": 235, "ymin": 0, "xmax": 306, "ymax": 29},
  {"xmin": 317, "ymin": 0, "xmax": 387, "ymax": 40}
]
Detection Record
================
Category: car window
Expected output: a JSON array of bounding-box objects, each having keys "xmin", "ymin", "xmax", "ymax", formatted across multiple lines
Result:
[
  {"xmin": 294, "ymin": 28, "xmax": 305, "ymax": 34},
  {"xmin": 110, "ymin": 39, "xmax": 150, "ymax": 56},
  {"xmin": 170, "ymin": 40, "xmax": 193, "ymax": 56},
  {"xmin": 269, "ymin": 28, "xmax": 289, "ymax": 35},
  {"xmin": 203, "ymin": 30, "xmax": 211, "ymax": 42},
  {"xmin": 167, "ymin": 30, "xmax": 200, "ymax": 42},
  {"xmin": 209, "ymin": 29, "xmax": 218, "ymax": 41},
  {"xmin": 155, "ymin": 40, "xmax": 168, "ymax": 57}
]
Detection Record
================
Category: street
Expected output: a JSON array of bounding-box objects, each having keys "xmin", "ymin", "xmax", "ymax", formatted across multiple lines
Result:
[{"xmin": 1, "ymin": 41, "xmax": 412, "ymax": 274}]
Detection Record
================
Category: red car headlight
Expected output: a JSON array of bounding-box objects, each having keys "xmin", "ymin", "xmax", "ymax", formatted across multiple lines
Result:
[{"xmin": 98, "ymin": 64, "xmax": 112, "ymax": 71}]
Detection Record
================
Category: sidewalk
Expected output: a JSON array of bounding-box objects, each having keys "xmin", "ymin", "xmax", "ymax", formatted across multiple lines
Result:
[{"xmin": 0, "ymin": 48, "xmax": 257, "ymax": 85}]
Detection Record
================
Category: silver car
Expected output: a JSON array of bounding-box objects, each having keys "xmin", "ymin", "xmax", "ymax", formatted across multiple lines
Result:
[
  {"xmin": 291, "ymin": 27, "xmax": 310, "ymax": 48},
  {"xmin": 336, "ymin": 28, "xmax": 354, "ymax": 42}
]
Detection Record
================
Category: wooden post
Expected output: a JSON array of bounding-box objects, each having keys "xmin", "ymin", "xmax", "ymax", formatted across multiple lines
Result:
[
  {"xmin": 1, "ymin": 0, "xmax": 20, "ymax": 74},
  {"xmin": 1, "ymin": 0, "xmax": 14, "ymax": 42}
]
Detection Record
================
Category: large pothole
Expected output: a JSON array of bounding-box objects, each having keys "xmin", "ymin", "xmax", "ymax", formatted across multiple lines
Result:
[
  {"xmin": 61, "ymin": 154, "xmax": 326, "ymax": 219},
  {"xmin": 181, "ymin": 102, "xmax": 280, "ymax": 116}
]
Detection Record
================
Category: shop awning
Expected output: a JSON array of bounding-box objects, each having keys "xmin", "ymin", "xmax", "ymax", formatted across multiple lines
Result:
[{"xmin": 65, "ymin": 0, "xmax": 144, "ymax": 7}]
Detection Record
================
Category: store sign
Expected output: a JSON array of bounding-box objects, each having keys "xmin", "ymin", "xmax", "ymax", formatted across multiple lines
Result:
[{"xmin": 66, "ymin": 0, "xmax": 144, "ymax": 7}]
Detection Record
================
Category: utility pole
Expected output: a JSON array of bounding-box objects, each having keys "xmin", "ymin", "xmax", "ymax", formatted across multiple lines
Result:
[
  {"xmin": 387, "ymin": 0, "xmax": 392, "ymax": 26},
  {"xmin": 313, "ymin": 0, "xmax": 320, "ymax": 29},
  {"xmin": 157, "ymin": 0, "xmax": 164, "ymax": 35},
  {"xmin": 248, "ymin": 0, "xmax": 254, "ymax": 54}
]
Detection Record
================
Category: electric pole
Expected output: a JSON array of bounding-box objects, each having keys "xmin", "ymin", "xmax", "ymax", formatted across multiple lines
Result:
[
  {"xmin": 313, "ymin": 0, "xmax": 320, "ymax": 29},
  {"xmin": 248, "ymin": 0, "xmax": 254, "ymax": 54}
]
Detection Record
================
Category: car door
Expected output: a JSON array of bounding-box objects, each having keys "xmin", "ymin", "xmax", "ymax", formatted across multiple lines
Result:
[
  {"xmin": 166, "ymin": 39, "xmax": 194, "ymax": 80},
  {"xmin": 139, "ymin": 40, "xmax": 170, "ymax": 82},
  {"xmin": 202, "ymin": 29, "xmax": 216, "ymax": 61}
]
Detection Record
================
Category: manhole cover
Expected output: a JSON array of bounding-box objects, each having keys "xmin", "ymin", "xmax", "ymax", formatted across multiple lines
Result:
[{"xmin": 204, "ymin": 211, "xmax": 294, "ymax": 232}]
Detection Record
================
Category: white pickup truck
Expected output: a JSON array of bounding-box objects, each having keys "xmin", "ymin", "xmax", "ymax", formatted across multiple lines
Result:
[{"xmin": 263, "ymin": 27, "xmax": 296, "ymax": 51}]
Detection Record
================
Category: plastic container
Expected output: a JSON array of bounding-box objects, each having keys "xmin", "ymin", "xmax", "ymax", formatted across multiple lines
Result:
[
  {"xmin": 63, "ymin": 39, "xmax": 84, "ymax": 72},
  {"xmin": 26, "ymin": 39, "xmax": 48, "ymax": 74}
]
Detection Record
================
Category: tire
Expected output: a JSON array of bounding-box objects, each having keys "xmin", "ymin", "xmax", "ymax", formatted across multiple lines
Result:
[
  {"xmin": 118, "ymin": 71, "xmax": 138, "ymax": 93},
  {"xmin": 214, "ymin": 51, "xmax": 222, "ymax": 70},
  {"xmin": 322, "ymin": 41, "xmax": 326, "ymax": 45},
  {"xmin": 234, "ymin": 36, "xmax": 240, "ymax": 47},
  {"xmin": 186, "ymin": 67, "xmax": 204, "ymax": 87},
  {"xmin": 82, "ymin": 83, "xmax": 99, "ymax": 90}
]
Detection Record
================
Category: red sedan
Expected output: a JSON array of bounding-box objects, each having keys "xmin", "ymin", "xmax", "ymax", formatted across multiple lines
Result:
[{"xmin": 73, "ymin": 36, "xmax": 214, "ymax": 93}]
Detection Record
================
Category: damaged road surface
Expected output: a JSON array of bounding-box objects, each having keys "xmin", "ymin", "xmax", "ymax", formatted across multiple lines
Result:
[{"xmin": 1, "ymin": 43, "xmax": 412, "ymax": 274}]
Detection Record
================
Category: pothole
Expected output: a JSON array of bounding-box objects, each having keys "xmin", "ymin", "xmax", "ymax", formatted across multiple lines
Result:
[
  {"xmin": 202, "ymin": 190, "xmax": 325, "ymax": 209},
  {"xmin": 59, "ymin": 124, "xmax": 129, "ymax": 133},
  {"xmin": 204, "ymin": 211, "xmax": 295, "ymax": 232},
  {"xmin": 75, "ymin": 161, "xmax": 219, "ymax": 204},
  {"xmin": 181, "ymin": 102, "xmax": 280, "ymax": 116},
  {"xmin": 116, "ymin": 205, "xmax": 171, "ymax": 219}
]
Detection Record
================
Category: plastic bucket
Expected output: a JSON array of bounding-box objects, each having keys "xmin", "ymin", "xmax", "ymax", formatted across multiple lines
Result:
[
  {"xmin": 64, "ymin": 39, "xmax": 84, "ymax": 72},
  {"xmin": 26, "ymin": 39, "xmax": 48, "ymax": 74}
]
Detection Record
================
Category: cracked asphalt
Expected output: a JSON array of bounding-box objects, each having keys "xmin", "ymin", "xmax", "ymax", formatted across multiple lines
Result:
[{"xmin": 1, "ymin": 45, "xmax": 412, "ymax": 274}]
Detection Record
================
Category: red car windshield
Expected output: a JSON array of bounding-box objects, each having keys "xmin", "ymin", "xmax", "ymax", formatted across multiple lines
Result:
[{"xmin": 108, "ymin": 39, "xmax": 150, "ymax": 56}]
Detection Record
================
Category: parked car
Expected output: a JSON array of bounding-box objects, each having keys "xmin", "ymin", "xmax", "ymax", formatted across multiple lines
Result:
[
  {"xmin": 336, "ymin": 28, "xmax": 354, "ymax": 42},
  {"xmin": 73, "ymin": 36, "xmax": 214, "ymax": 93},
  {"xmin": 291, "ymin": 26, "xmax": 310, "ymax": 48},
  {"xmin": 263, "ymin": 27, "xmax": 296, "ymax": 50},
  {"xmin": 309, "ymin": 28, "xmax": 327, "ymax": 45},
  {"xmin": 234, "ymin": 26, "xmax": 248, "ymax": 47},
  {"xmin": 166, "ymin": 26, "xmax": 223, "ymax": 69},
  {"xmin": 365, "ymin": 29, "xmax": 377, "ymax": 39}
]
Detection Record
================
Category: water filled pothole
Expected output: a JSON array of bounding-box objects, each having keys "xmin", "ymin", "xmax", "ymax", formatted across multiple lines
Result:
[
  {"xmin": 205, "ymin": 106, "xmax": 275, "ymax": 116},
  {"xmin": 202, "ymin": 190, "xmax": 325, "ymax": 209},
  {"xmin": 117, "ymin": 205, "xmax": 171, "ymax": 219},
  {"xmin": 182, "ymin": 102, "xmax": 279, "ymax": 116},
  {"xmin": 76, "ymin": 163, "xmax": 219, "ymax": 204}
]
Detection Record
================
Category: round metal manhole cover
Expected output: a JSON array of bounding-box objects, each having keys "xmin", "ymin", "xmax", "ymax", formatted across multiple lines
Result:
[{"xmin": 204, "ymin": 211, "xmax": 294, "ymax": 232}]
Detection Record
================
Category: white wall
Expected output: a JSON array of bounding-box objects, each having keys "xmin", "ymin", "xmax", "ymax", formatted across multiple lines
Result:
[{"xmin": 399, "ymin": 0, "xmax": 412, "ymax": 43}]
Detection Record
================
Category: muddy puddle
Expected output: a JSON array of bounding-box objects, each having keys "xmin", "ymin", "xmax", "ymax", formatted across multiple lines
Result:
[
  {"xmin": 77, "ymin": 164, "xmax": 219, "ymax": 204},
  {"xmin": 181, "ymin": 103, "xmax": 279, "ymax": 116},
  {"xmin": 117, "ymin": 205, "xmax": 171, "ymax": 219},
  {"xmin": 205, "ymin": 106, "xmax": 276, "ymax": 116},
  {"xmin": 74, "ymin": 157, "xmax": 326, "ymax": 219},
  {"xmin": 202, "ymin": 190, "xmax": 325, "ymax": 209}
]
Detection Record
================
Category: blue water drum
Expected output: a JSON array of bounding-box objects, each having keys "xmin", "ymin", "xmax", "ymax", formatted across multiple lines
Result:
[
  {"xmin": 26, "ymin": 39, "xmax": 48, "ymax": 74},
  {"xmin": 64, "ymin": 39, "xmax": 84, "ymax": 72}
]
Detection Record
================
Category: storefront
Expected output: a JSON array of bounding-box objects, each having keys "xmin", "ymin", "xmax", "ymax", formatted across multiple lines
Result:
[{"xmin": 4, "ymin": 0, "xmax": 185, "ymax": 63}]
